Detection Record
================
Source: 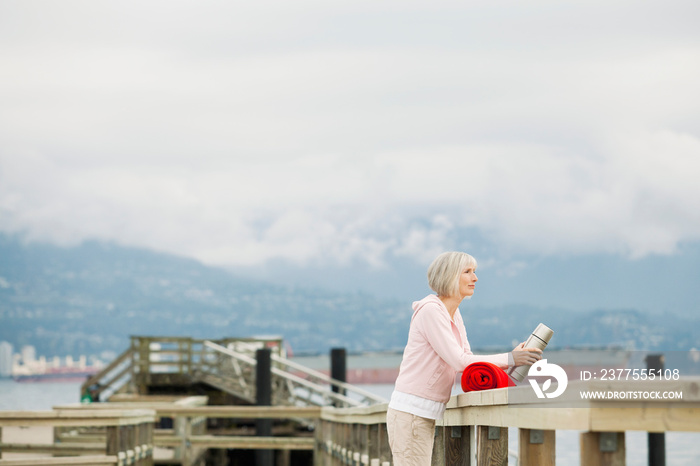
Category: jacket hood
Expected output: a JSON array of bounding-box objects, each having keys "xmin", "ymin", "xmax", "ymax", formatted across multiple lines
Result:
[{"xmin": 412, "ymin": 294, "xmax": 445, "ymax": 313}]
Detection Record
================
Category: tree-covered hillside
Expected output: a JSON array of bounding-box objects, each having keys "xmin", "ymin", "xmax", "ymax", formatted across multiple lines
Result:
[{"xmin": 1, "ymin": 234, "xmax": 697, "ymax": 360}]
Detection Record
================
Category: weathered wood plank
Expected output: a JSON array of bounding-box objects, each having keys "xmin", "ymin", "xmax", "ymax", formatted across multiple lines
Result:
[
  {"xmin": 476, "ymin": 426, "xmax": 507, "ymax": 466},
  {"xmin": 445, "ymin": 425, "xmax": 470, "ymax": 466},
  {"xmin": 367, "ymin": 423, "xmax": 379, "ymax": 463},
  {"xmin": 589, "ymin": 406, "xmax": 700, "ymax": 433},
  {"xmin": 580, "ymin": 431, "xmax": 626, "ymax": 466},
  {"xmin": 320, "ymin": 405, "xmax": 387, "ymax": 425},
  {"xmin": 518, "ymin": 429, "xmax": 555, "ymax": 466},
  {"xmin": 0, "ymin": 455, "xmax": 118, "ymax": 466},
  {"xmin": 378, "ymin": 422, "xmax": 391, "ymax": 464},
  {"xmin": 441, "ymin": 404, "xmax": 591, "ymax": 431},
  {"xmin": 57, "ymin": 396, "xmax": 208, "ymax": 411},
  {"xmin": 156, "ymin": 405, "xmax": 321, "ymax": 419},
  {"xmin": 432, "ymin": 426, "xmax": 446, "ymax": 465},
  {"xmin": 0, "ymin": 442, "xmax": 104, "ymax": 454},
  {"xmin": 81, "ymin": 348, "xmax": 132, "ymax": 397},
  {"xmin": 439, "ymin": 403, "xmax": 700, "ymax": 433},
  {"xmin": 156, "ymin": 434, "xmax": 315, "ymax": 450},
  {"xmin": 56, "ymin": 433, "xmax": 107, "ymax": 443},
  {"xmin": 0, "ymin": 410, "xmax": 156, "ymax": 428},
  {"xmin": 108, "ymin": 394, "xmax": 192, "ymax": 403}
]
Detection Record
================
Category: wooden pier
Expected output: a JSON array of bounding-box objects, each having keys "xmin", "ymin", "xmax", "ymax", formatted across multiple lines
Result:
[
  {"xmin": 0, "ymin": 336, "xmax": 384, "ymax": 466},
  {"xmin": 82, "ymin": 336, "xmax": 383, "ymax": 408},
  {"xmin": 1, "ymin": 336, "xmax": 698, "ymax": 465},
  {"xmin": 0, "ymin": 408, "xmax": 156, "ymax": 465},
  {"xmin": 316, "ymin": 378, "xmax": 700, "ymax": 466}
]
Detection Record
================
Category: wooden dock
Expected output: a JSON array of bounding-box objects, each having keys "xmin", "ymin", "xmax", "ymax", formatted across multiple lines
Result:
[
  {"xmin": 316, "ymin": 378, "xmax": 700, "ymax": 466},
  {"xmin": 0, "ymin": 336, "xmax": 383, "ymax": 466},
  {"xmin": 81, "ymin": 336, "xmax": 384, "ymax": 408},
  {"xmin": 0, "ymin": 408, "xmax": 156, "ymax": 465},
  {"xmin": 2, "ymin": 337, "xmax": 698, "ymax": 465}
]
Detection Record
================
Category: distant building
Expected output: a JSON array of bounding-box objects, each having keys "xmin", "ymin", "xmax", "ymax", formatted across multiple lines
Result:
[
  {"xmin": 0, "ymin": 341, "xmax": 13, "ymax": 377},
  {"xmin": 21, "ymin": 345, "xmax": 37, "ymax": 365}
]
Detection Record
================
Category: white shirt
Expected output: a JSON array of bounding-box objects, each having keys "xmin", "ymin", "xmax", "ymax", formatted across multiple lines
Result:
[{"xmin": 388, "ymin": 390, "xmax": 446, "ymax": 420}]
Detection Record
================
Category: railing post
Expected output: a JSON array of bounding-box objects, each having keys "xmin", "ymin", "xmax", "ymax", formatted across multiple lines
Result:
[
  {"xmin": 432, "ymin": 425, "xmax": 446, "ymax": 465},
  {"xmin": 476, "ymin": 426, "xmax": 508, "ymax": 466},
  {"xmin": 127, "ymin": 424, "xmax": 136, "ymax": 465},
  {"xmin": 435, "ymin": 425, "xmax": 471, "ymax": 466},
  {"xmin": 179, "ymin": 417, "xmax": 192, "ymax": 466},
  {"xmin": 130, "ymin": 337, "xmax": 138, "ymax": 391},
  {"xmin": 446, "ymin": 425, "xmax": 470, "ymax": 466},
  {"xmin": 518, "ymin": 429, "xmax": 555, "ymax": 466},
  {"xmin": 135, "ymin": 422, "xmax": 145, "ymax": 466},
  {"xmin": 646, "ymin": 354, "xmax": 666, "ymax": 466},
  {"xmin": 331, "ymin": 420, "xmax": 338, "ymax": 466},
  {"xmin": 147, "ymin": 419, "xmax": 155, "ymax": 466},
  {"xmin": 256, "ymin": 348, "xmax": 273, "ymax": 466},
  {"xmin": 313, "ymin": 418, "xmax": 323, "ymax": 466},
  {"xmin": 359, "ymin": 423, "xmax": 369, "ymax": 465},
  {"xmin": 199, "ymin": 340, "xmax": 207, "ymax": 375},
  {"xmin": 341, "ymin": 423, "xmax": 347, "ymax": 466},
  {"xmin": 106, "ymin": 425, "xmax": 123, "ymax": 460},
  {"xmin": 368, "ymin": 423, "xmax": 380, "ymax": 465},
  {"xmin": 580, "ymin": 431, "xmax": 625, "ymax": 466},
  {"xmin": 179, "ymin": 339, "xmax": 186, "ymax": 375},
  {"xmin": 351, "ymin": 423, "xmax": 360, "ymax": 465},
  {"xmin": 344, "ymin": 422, "xmax": 352, "ymax": 464},
  {"xmin": 339, "ymin": 421, "xmax": 347, "ymax": 466},
  {"xmin": 379, "ymin": 422, "xmax": 391, "ymax": 465},
  {"xmin": 136, "ymin": 337, "xmax": 151, "ymax": 390}
]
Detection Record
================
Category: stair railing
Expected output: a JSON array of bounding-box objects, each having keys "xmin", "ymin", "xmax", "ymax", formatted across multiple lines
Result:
[
  {"xmin": 200, "ymin": 340, "xmax": 386, "ymax": 407},
  {"xmin": 80, "ymin": 347, "xmax": 135, "ymax": 402}
]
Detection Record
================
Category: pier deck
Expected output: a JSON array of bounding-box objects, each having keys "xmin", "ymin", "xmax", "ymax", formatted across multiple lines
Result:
[{"xmin": 2, "ymin": 337, "xmax": 698, "ymax": 465}]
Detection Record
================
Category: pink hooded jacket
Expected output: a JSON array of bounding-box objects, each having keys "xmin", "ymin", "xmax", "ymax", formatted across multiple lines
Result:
[{"xmin": 393, "ymin": 295, "xmax": 511, "ymax": 403}]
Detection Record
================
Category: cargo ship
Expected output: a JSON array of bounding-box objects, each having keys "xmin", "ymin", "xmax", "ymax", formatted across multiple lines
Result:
[{"xmin": 12, "ymin": 365, "xmax": 101, "ymax": 383}]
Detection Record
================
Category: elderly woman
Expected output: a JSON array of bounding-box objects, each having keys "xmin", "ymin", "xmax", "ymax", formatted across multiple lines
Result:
[{"xmin": 387, "ymin": 251, "xmax": 542, "ymax": 466}]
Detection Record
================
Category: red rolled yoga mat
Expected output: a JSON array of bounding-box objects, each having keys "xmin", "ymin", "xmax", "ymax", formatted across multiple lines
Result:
[{"xmin": 461, "ymin": 362, "xmax": 515, "ymax": 392}]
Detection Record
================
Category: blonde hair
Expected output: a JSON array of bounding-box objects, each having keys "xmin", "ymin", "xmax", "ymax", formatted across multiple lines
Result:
[{"xmin": 427, "ymin": 251, "xmax": 477, "ymax": 297}]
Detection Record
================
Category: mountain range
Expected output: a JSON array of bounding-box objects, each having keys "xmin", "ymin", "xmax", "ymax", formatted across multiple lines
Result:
[{"xmin": 0, "ymin": 233, "xmax": 698, "ymax": 360}]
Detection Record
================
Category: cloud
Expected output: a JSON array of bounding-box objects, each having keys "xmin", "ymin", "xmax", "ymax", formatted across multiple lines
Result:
[
  {"xmin": 1, "ymin": 1, "xmax": 699, "ymax": 269},
  {"xmin": 4, "ymin": 131, "xmax": 699, "ymax": 267}
]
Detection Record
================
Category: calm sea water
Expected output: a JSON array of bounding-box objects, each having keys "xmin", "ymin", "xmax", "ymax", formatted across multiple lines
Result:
[
  {"xmin": 1, "ymin": 379, "xmax": 698, "ymax": 465},
  {"xmin": 0, "ymin": 378, "xmax": 83, "ymax": 410}
]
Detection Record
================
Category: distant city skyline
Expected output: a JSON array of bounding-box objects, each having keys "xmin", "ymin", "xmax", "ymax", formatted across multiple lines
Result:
[
  {"xmin": 0, "ymin": 340, "xmax": 103, "ymax": 378},
  {"xmin": 0, "ymin": 341, "xmax": 12, "ymax": 377}
]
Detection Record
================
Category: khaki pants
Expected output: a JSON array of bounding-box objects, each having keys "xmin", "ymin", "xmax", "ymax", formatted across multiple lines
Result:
[{"xmin": 386, "ymin": 407, "xmax": 436, "ymax": 466}]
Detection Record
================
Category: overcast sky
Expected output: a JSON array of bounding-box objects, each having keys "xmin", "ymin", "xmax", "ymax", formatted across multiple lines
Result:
[{"xmin": 1, "ymin": 0, "xmax": 699, "ymax": 272}]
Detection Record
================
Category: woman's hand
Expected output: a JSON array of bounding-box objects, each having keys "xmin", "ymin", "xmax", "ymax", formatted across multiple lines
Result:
[{"xmin": 511, "ymin": 342, "xmax": 543, "ymax": 367}]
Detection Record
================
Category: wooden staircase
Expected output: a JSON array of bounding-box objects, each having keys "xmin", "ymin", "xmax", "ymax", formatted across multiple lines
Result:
[{"xmin": 82, "ymin": 336, "xmax": 386, "ymax": 408}]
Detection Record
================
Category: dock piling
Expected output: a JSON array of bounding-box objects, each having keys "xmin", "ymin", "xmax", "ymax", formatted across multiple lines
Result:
[
  {"xmin": 331, "ymin": 348, "xmax": 347, "ymax": 407},
  {"xmin": 646, "ymin": 354, "xmax": 666, "ymax": 466},
  {"xmin": 256, "ymin": 348, "xmax": 273, "ymax": 466}
]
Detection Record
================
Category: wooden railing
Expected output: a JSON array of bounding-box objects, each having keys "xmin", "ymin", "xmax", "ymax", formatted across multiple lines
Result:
[
  {"xmin": 81, "ymin": 347, "xmax": 135, "ymax": 402},
  {"xmin": 199, "ymin": 340, "xmax": 386, "ymax": 408},
  {"xmin": 36, "ymin": 396, "xmax": 321, "ymax": 466},
  {"xmin": 8, "ymin": 379, "xmax": 697, "ymax": 465},
  {"xmin": 153, "ymin": 405, "xmax": 320, "ymax": 465},
  {"xmin": 81, "ymin": 336, "xmax": 285, "ymax": 403},
  {"xmin": 315, "ymin": 378, "xmax": 700, "ymax": 466},
  {"xmin": 0, "ymin": 409, "xmax": 156, "ymax": 466},
  {"xmin": 83, "ymin": 336, "xmax": 386, "ymax": 409}
]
